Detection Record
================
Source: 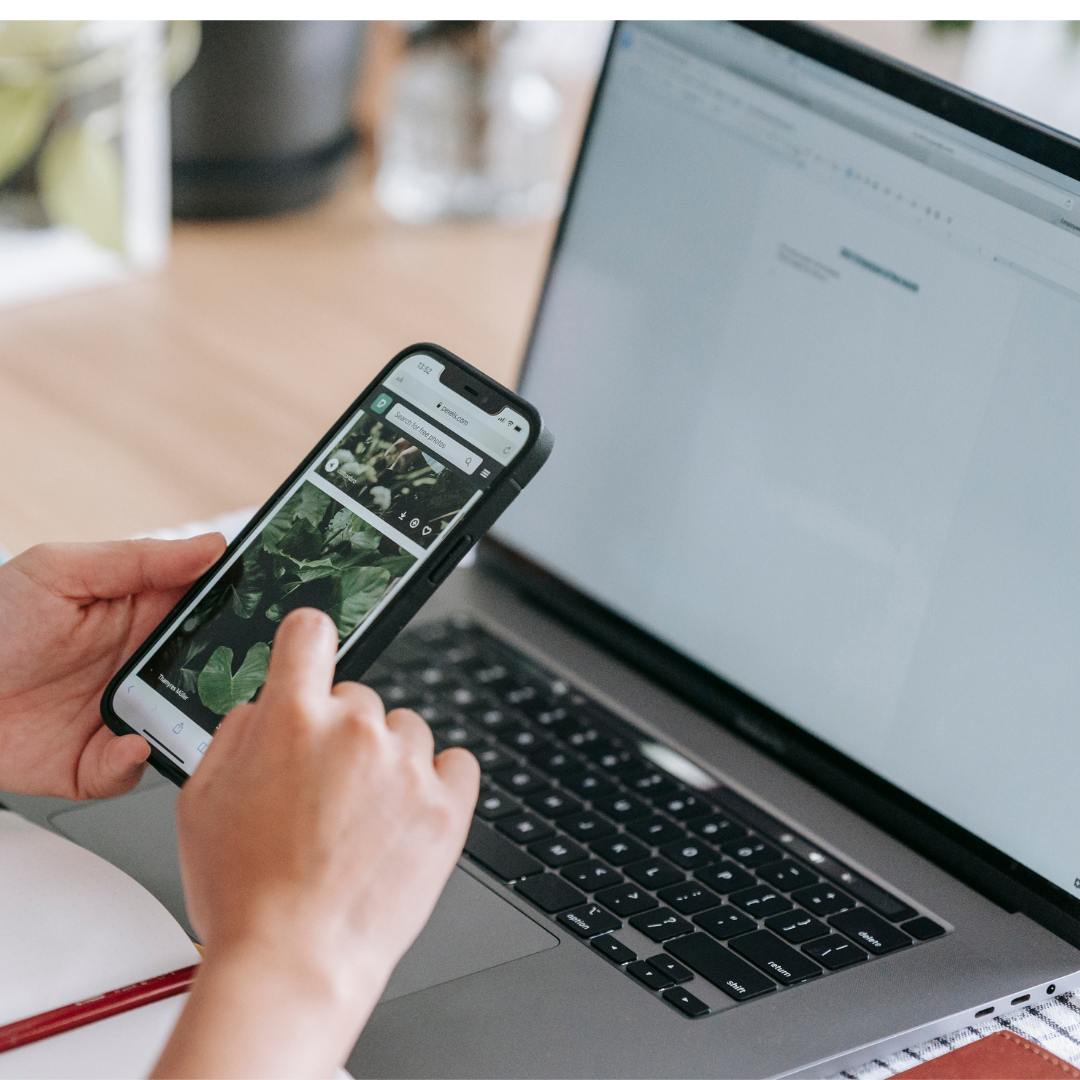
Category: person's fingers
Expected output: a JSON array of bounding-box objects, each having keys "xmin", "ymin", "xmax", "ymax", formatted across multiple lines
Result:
[
  {"xmin": 262, "ymin": 608, "xmax": 339, "ymax": 704},
  {"xmin": 75, "ymin": 727, "xmax": 151, "ymax": 799},
  {"xmin": 26, "ymin": 534, "xmax": 226, "ymax": 602},
  {"xmin": 330, "ymin": 679, "xmax": 385, "ymax": 719},
  {"xmin": 185, "ymin": 704, "xmax": 256, "ymax": 790},
  {"xmin": 433, "ymin": 746, "xmax": 481, "ymax": 804},
  {"xmin": 385, "ymin": 706, "xmax": 434, "ymax": 755}
]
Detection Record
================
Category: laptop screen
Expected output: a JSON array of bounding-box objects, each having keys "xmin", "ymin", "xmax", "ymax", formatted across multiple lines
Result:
[{"xmin": 495, "ymin": 21, "xmax": 1080, "ymax": 902}]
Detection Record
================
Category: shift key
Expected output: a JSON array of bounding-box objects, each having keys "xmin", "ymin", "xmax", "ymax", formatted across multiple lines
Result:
[
  {"xmin": 665, "ymin": 933, "xmax": 776, "ymax": 1002},
  {"xmin": 465, "ymin": 821, "xmax": 544, "ymax": 881}
]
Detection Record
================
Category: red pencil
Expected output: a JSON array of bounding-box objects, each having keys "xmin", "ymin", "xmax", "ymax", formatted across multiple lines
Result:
[{"xmin": 0, "ymin": 965, "xmax": 198, "ymax": 1053}]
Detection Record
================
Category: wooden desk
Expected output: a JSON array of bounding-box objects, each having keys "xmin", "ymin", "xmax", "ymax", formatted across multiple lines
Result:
[{"xmin": 0, "ymin": 168, "xmax": 556, "ymax": 554}]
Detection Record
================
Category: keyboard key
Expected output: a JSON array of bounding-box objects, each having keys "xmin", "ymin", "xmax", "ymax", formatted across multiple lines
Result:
[
  {"xmin": 595, "ymin": 883, "xmax": 658, "ymax": 916},
  {"xmin": 729, "ymin": 884, "xmax": 792, "ymax": 918},
  {"xmin": 829, "ymin": 908, "xmax": 912, "ymax": 955},
  {"xmin": 531, "ymin": 706, "xmax": 573, "ymax": 731},
  {"xmin": 594, "ymin": 794, "xmax": 651, "ymax": 822},
  {"xmin": 515, "ymin": 873, "xmax": 587, "ymax": 913},
  {"xmin": 821, "ymin": 869, "xmax": 917, "ymax": 923},
  {"xmin": 528, "ymin": 836, "xmax": 589, "ymax": 868},
  {"xmin": 663, "ymin": 986, "xmax": 710, "ymax": 1018},
  {"xmin": 562, "ymin": 861, "xmax": 623, "ymax": 891},
  {"xmin": 693, "ymin": 905, "xmax": 757, "ymax": 940},
  {"xmin": 790, "ymin": 882, "xmax": 855, "ymax": 917},
  {"xmin": 659, "ymin": 840, "xmax": 715, "ymax": 870},
  {"xmin": 629, "ymin": 908, "xmax": 695, "ymax": 942},
  {"xmin": 565, "ymin": 726, "xmax": 601, "ymax": 750},
  {"xmin": 721, "ymin": 837, "xmax": 783, "ymax": 868},
  {"xmin": 465, "ymin": 821, "xmax": 544, "ymax": 881},
  {"xmin": 901, "ymin": 916, "xmax": 946, "ymax": 940},
  {"xmin": 665, "ymin": 933, "xmax": 777, "ymax": 1001},
  {"xmin": 563, "ymin": 771, "xmax": 618, "ymax": 800},
  {"xmin": 527, "ymin": 746, "xmax": 584, "ymax": 778},
  {"xmin": 497, "ymin": 812, "xmax": 554, "ymax": 844},
  {"xmin": 729, "ymin": 929, "xmax": 822, "ymax": 985},
  {"xmin": 503, "ymin": 725, "xmax": 550, "ymax": 753},
  {"xmin": 756, "ymin": 860, "xmax": 819, "ymax": 892},
  {"xmin": 625, "ymin": 857, "xmax": 684, "ymax": 890},
  {"xmin": 477, "ymin": 707, "xmax": 511, "ymax": 730},
  {"xmin": 603, "ymin": 756, "xmax": 649, "ymax": 783},
  {"xmin": 475, "ymin": 663, "xmax": 511, "ymax": 686},
  {"xmin": 558, "ymin": 810, "xmax": 616, "ymax": 842},
  {"xmin": 474, "ymin": 746, "xmax": 514, "ymax": 773},
  {"xmin": 526, "ymin": 789, "xmax": 584, "ymax": 819},
  {"xmin": 626, "ymin": 772, "xmax": 680, "ymax": 800},
  {"xmin": 657, "ymin": 793, "xmax": 715, "ymax": 821},
  {"xmin": 475, "ymin": 785, "xmax": 518, "ymax": 821},
  {"xmin": 582, "ymin": 738, "xmax": 636, "ymax": 771},
  {"xmin": 433, "ymin": 721, "xmax": 484, "ymax": 749},
  {"xmin": 690, "ymin": 815, "xmax": 748, "ymax": 844},
  {"xmin": 627, "ymin": 816, "xmax": 686, "ymax": 846},
  {"xmin": 558, "ymin": 903, "xmax": 622, "ymax": 938},
  {"xmin": 648, "ymin": 954, "xmax": 694, "ymax": 984},
  {"xmin": 695, "ymin": 861, "xmax": 756, "ymax": 894},
  {"xmin": 494, "ymin": 766, "xmax": 549, "ymax": 796},
  {"xmin": 765, "ymin": 909, "xmax": 829, "ymax": 944},
  {"xmin": 590, "ymin": 835, "xmax": 650, "ymax": 866},
  {"xmin": 591, "ymin": 936, "xmax": 637, "ymax": 965},
  {"xmin": 657, "ymin": 882, "xmax": 721, "ymax": 915},
  {"xmin": 626, "ymin": 960, "xmax": 675, "ymax": 991},
  {"xmin": 803, "ymin": 934, "xmax": 869, "ymax": 970}
]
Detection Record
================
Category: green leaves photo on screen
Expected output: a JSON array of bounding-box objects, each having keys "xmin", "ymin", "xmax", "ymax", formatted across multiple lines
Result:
[{"xmin": 174, "ymin": 482, "xmax": 416, "ymax": 716}]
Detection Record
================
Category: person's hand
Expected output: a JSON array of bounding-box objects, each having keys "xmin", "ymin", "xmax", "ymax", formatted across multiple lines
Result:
[
  {"xmin": 0, "ymin": 535, "xmax": 226, "ymax": 799},
  {"xmin": 155, "ymin": 608, "xmax": 480, "ymax": 1080}
]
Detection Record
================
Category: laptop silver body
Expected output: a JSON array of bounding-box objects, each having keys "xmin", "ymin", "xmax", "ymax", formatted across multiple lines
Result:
[{"xmin": 8, "ymin": 21, "xmax": 1080, "ymax": 1078}]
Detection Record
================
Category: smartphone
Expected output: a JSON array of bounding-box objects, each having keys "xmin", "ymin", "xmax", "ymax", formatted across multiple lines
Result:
[{"xmin": 102, "ymin": 343, "xmax": 552, "ymax": 785}]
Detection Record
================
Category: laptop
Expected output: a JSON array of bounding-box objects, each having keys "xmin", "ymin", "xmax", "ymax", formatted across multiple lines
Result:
[{"xmin": 8, "ymin": 19, "xmax": 1080, "ymax": 1078}]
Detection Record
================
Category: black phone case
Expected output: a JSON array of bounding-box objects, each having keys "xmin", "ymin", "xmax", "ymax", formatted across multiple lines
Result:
[{"xmin": 101, "ymin": 343, "xmax": 553, "ymax": 786}]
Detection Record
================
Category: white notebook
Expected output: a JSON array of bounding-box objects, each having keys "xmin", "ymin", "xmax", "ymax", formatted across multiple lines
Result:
[{"xmin": 0, "ymin": 811, "xmax": 200, "ymax": 1079}]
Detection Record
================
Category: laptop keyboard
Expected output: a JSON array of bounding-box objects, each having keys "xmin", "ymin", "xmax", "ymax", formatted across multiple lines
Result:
[{"xmin": 364, "ymin": 617, "xmax": 947, "ymax": 1019}]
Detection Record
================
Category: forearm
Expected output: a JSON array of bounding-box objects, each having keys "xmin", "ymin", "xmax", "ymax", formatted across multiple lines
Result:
[{"xmin": 152, "ymin": 942, "xmax": 382, "ymax": 1080}]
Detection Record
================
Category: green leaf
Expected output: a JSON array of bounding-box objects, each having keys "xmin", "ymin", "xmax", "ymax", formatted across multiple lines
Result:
[
  {"xmin": 376, "ymin": 553, "xmax": 416, "ymax": 579},
  {"xmin": 349, "ymin": 523, "xmax": 381, "ymax": 555},
  {"xmin": 295, "ymin": 484, "xmax": 331, "ymax": 528},
  {"xmin": 38, "ymin": 122, "xmax": 124, "ymax": 251},
  {"xmin": 196, "ymin": 642, "xmax": 271, "ymax": 716},
  {"xmin": 0, "ymin": 81, "xmax": 52, "ymax": 184},
  {"xmin": 266, "ymin": 516, "xmax": 322, "ymax": 561},
  {"xmin": 330, "ymin": 566, "xmax": 390, "ymax": 638},
  {"xmin": 229, "ymin": 549, "xmax": 265, "ymax": 618},
  {"xmin": 325, "ymin": 507, "xmax": 361, "ymax": 547},
  {"xmin": 183, "ymin": 639, "xmax": 210, "ymax": 666}
]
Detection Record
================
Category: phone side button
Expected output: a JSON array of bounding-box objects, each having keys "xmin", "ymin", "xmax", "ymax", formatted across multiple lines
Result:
[{"xmin": 428, "ymin": 535, "xmax": 473, "ymax": 586}]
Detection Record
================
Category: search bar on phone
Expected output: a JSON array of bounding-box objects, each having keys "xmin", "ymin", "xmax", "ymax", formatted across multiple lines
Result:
[{"xmin": 384, "ymin": 401, "xmax": 481, "ymax": 475}]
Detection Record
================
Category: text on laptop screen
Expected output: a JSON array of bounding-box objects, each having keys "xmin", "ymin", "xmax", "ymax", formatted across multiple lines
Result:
[{"xmin": 495, "ymin": 22, "xmax": 1080, "ymax": 898}]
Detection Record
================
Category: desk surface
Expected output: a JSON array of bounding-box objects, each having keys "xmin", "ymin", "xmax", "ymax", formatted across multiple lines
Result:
[{"xmin": 0, "ymin": 169, "xmax": 556, "ymax": 555}]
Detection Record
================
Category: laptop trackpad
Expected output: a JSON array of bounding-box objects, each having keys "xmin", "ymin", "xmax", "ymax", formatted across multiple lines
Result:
[
  {"xmin": 49, "ymin": 785, "xmax": 556, "ymax": 1002},
  {"xmin": 381, "ymin": 867, "xmax": 558, "ymax": 1002}
]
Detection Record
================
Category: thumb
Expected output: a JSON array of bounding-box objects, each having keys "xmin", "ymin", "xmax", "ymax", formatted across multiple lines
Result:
[
  {"xmin": 32, "ymin": 534, "xmax": 226, "ymax": 602},
  {"xmin": 76, "ymin": 727, "xmax": 152, "ymax": 800}
]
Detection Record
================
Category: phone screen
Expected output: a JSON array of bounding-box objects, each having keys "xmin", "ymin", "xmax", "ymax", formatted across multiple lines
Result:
[{"xmin": 111, "ymin": 352, "xmax": 531, "ymax": 774}]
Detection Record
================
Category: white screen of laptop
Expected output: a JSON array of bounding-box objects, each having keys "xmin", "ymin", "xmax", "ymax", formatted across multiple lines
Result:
[{"xmin": 495, "ymin": 21, "xmax": 1080, "ymax": 898}]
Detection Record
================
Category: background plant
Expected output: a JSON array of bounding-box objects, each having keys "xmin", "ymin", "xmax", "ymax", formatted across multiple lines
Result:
[{"xmin": 0, "ymin": 21, "xmax": 198, "ymax": 250}]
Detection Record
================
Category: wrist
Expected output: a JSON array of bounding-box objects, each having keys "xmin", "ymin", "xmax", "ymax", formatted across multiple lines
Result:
[{"xmin": 154, "ymin": 935, "xmax": 385, "ymax": 1079}]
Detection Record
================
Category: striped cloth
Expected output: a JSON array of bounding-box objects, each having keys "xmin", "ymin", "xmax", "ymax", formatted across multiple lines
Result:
[{"xmin": 832, "ymin": 990, "xmax": 1080, "ymax": 1079}]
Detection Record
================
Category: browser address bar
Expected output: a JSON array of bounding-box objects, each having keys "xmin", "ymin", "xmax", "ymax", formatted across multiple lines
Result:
[{"xmin": 384, "ymin": 401, "xmax": 482, "ymax": 475}]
